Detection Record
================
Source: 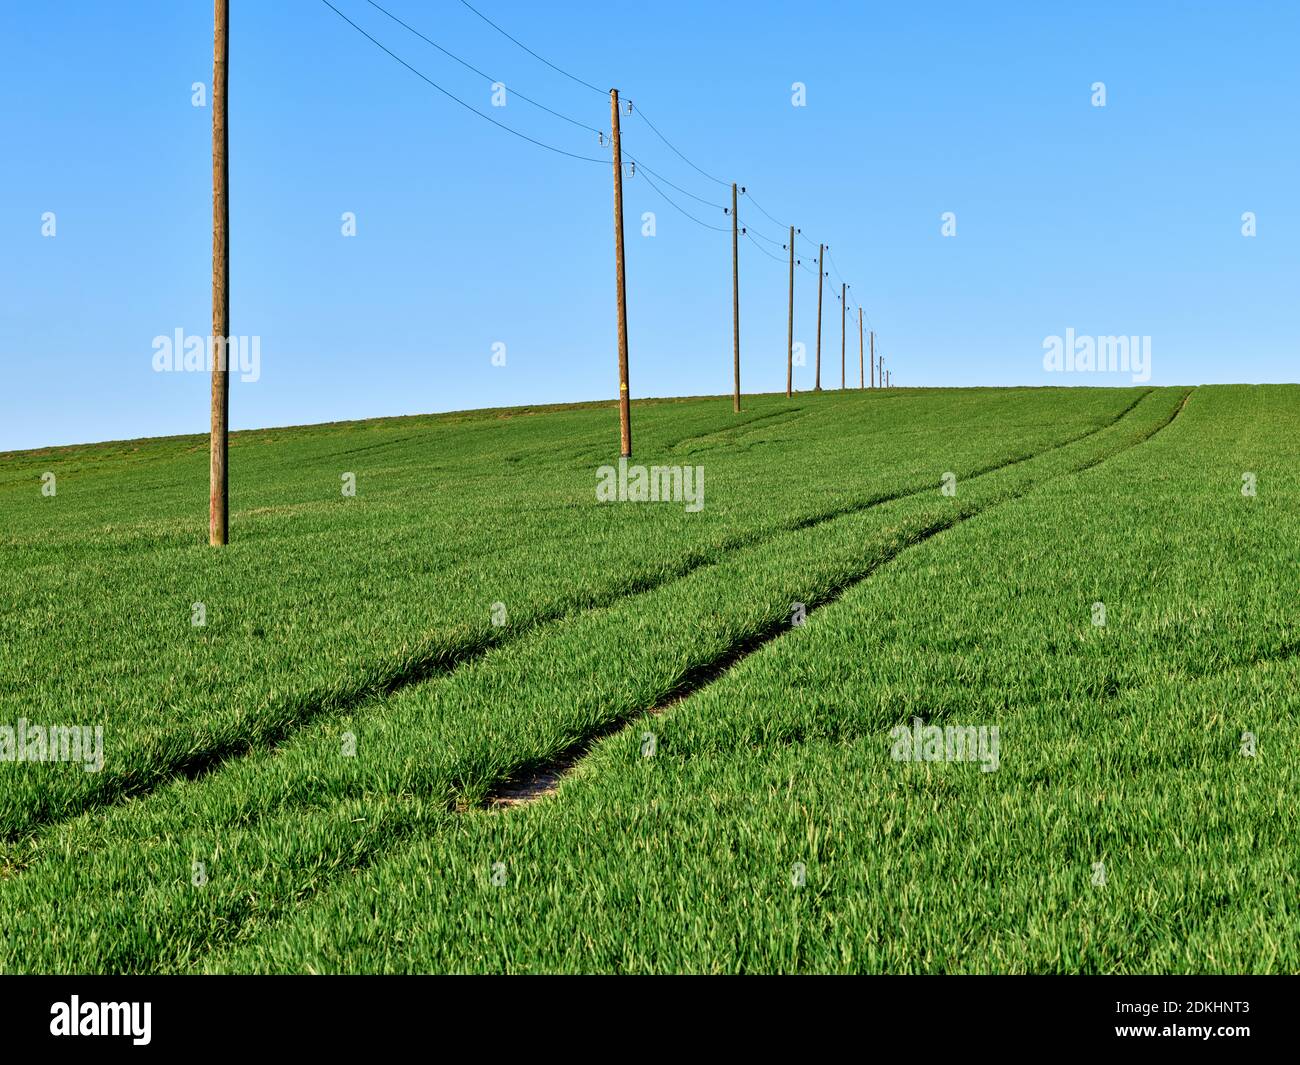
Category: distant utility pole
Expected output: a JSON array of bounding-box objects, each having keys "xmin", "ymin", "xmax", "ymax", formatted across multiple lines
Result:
[
  {"xmin": 815, "ymin": 243, "xmax": 824, "ymax": 390},
  {"xmin": 731, "ymin": 182, "xmax": 740, "ymax": 413},
  {"xmin": 878, "ymin": 353, "xmax": 883, "ymax": 390},
  {"xmin": 858, "ymin": 307, "xmax": 864, "ymax": 388},
  {"xmin": 869, "ymin": 330, "xmax": 875, "ymax": 388},
  {"xmin": 209, "ymin": 0, "xmax": 229, "ymax": 547},
  {"xmin": 840, "ymin": 283, "xmax": 846, "ymax": 389},
  {"xmin": 610, "ymin": 89, "xmax": 631, "ymax": 457},
  {"xmin": 785, "ymin": 225, "xmax": 794, "ymax": 398}
]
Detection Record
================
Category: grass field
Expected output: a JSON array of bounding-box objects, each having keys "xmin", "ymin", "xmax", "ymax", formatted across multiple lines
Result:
[{"xmin": 1, "ymin": 385, "xmax": 1296, "ymax": 973}]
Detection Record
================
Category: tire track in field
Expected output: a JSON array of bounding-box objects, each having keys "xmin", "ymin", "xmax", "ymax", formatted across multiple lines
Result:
[
  {"xmin": 486, "ymin": 388, "xmax": 1193, "ymax": 807},
  {"xmin": 2, "ymin": 393, "xmax": 1160, "ymax": 843},
  {"xmin": 0, "ymin": 394, "xmax": 1186, "ymax": 981},
  {"xmin": 789, "ymin": 389, "xmax": 1152, "ymax": 533},
  {"xmin": 665, "ymin": 406, "xmax": 809, "ymax": 452}
]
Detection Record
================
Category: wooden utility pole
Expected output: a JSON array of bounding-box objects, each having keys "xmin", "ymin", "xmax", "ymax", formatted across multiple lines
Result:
[
  {"xmin": 869, "ymin": 330, "xmax": 875, "ymax": 388},
  {"xmin": 840, "ymin": 283, "xmax": 846, "ymax": 389},
  {"xmin": 785, "ymin": 225, "xmax": 794, "ymax": 398},
  {"xmin": 878, "ymin": 353, "xmax": 883, "ymax": 389},
  {"xmin": 210, "ymin": 0, "xmax": 229, "ymax": 547},
  {"xmin": 610, "ymin": 89, "xmax": 631, "ymax": 456},
  {"xmin": 814, "ymin": 243, "xmax": 824, "ymax": 390},
  {"xmin": 858, "ymin": 307, "xmax": 864, "ymax": 388},
  {"xmin": 731, "ymin": 183, "xmax": 740, "ymax": 413}
]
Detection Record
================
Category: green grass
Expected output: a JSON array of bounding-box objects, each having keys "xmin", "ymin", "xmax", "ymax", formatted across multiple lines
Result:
[
  {"xmin": 1, "ymin": 385, "xmax": 1295, "ymax": 973},
  {"xmin": 0, "ymin": 387, "xmax": 1138, "ymax": 838}
]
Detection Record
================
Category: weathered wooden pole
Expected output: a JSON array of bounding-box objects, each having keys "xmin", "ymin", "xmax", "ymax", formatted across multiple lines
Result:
[
  {"xmin": 858, "ymin": 307, "xmax": 864, "ymax": 388},
  {"xmin": 610, "ymin": 89, "xmax": 631, "ymax": 456},
  {"xmin": 814, "ymin": 243, "xmax": 824, "ymax": 390},
  {"xmin": 210, "ymin": 0, "xmax": 229, "ymax": 546},
  {"xmin": 840, "ymin": 283, "xmax": 846, "ymax": 389},
  {"xmin": 731, "ymin": 182, "xmax": 740, "ymax": 413},
  {"xmin": 785, "ymin": 226, "xmax": 794, "ymax": 397}
]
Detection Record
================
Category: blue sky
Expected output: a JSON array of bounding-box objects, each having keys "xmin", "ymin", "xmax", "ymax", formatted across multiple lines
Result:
[{"xmin": 2, "ymin": 0, "xmax": 1296, "ymax": 451}]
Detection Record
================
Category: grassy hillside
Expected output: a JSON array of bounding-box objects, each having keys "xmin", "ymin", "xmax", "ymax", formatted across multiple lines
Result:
[{"xmin": 1, "ymin": 385, "xmax": 1295, "ymax": 972}]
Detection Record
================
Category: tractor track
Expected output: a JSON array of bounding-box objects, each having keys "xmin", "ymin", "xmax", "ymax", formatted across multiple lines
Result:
[
  {"xmin": 1, "ymin": 392, "xmax": 1169, "ymax": 846},
  {"xmin": 485, "ymin": 388, "xmax": 1193, "ymax": 808}
]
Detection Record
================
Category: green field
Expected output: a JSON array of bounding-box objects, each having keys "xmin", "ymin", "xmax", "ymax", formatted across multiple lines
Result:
[{"xmin": 1, "ymin": 385, "xmax": 1296, "ymax": 973}]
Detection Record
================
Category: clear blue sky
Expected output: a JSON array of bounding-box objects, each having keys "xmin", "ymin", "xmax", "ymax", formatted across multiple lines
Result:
[{"xmin": 2, "ymin": 0, "xmax": 1296, "ymax": 452}]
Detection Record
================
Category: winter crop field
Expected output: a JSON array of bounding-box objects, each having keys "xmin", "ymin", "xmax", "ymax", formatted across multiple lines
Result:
[{"xmin": 2, "ymin": 384, "xmax": 1295, "ymax": 973}]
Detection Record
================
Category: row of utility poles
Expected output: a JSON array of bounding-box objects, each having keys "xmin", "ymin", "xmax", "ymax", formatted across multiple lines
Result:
[
  {"xmin": 206, "ymin": 6, "xmax": 891, "ymax": 543},
  {"xmin": 608, "ymin": 89, "xmax": 895, "ymax": 459},
  {"xmin": 786, "ymin": 243, "xmax": 889, "ymax": 399}
]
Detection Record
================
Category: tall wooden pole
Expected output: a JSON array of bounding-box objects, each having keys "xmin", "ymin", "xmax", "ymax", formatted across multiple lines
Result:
[
  {"xmin": 878, "ymin": 353, "xmax": 883, "ymax": 390},
  {"xmin": 840, "ymin": 283, "xmax": 846, "ymax": 389},
  {"xmin": 785, "ymin": 225, "xmax": 794, "ymax": 397},
  {"xmin": 858, "ymin": 307, "xmax": 864, "ymax": 388},
  {"xmin": 870, "ymin": 330, "xmax": 875, "ymax": 388},
  {"xmin": 209, "ymin": 0, "xmax": 229, "ymax": 547},
  {"xmin": 610, "ymin": 89, "xmax": 631, "ymax": 457},
  {"xmin": 814, "ymin": 243, "xmax": 824, "ymax": 391},
  {"xmin": 731, "ymin": 183, "xmax": 740, "ymax": 413}
]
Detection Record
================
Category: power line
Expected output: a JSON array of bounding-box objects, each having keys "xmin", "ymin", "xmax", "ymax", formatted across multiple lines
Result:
[
  {"xmin": 827, "ymin": 249, "xmax": 876, "ymax": 331},
  {"xmin": 319, "ymin": 0, "xmax": 608, "ymax": 164},
  {"xmin": 451, "ymin": 0, "xmax": 733, "ymax": 218},
  {"xmin": 732, "ymin": 204, "xmax": 788, "ymax": 245},
  {"xmin": 623, "ymin": 154, "xmax": 727, "ymax": 210},
  {"xmin": 628, "ymin": 101, "xmax": 731, "ymax": 188},
  {"xmin": 364, "ymin": 0, "xmax": 602, "ymax": 135},
  {"xmin": 846, "ymin": 291, "xmax": 874, "ymax": 326},
  {"xmin": 327, "ymin": 0, "xmax": 881, "ymax": 343},
  {"xmin": 742, "ymin": 227, "xmax": 786, "ymax": 263},
  {"xmin": 623, "ymin": 119, "xmax": 820, "ymax": 250},
  {"xmin": 741, "ymin": 189, "xmax": 790, "ymax": 230},
  {"xmin": 825, "ymin": 253, "xmax": 846, "ymax": 287},
  {"xmin": 445, "ymin": 4, "xmax": 742, "ymax": 208},
  {"xmin": 744, "ymin": 190, "xmax": 827, "ymax": 250},
  {"xmin": 456, "ymin": 0, "xmax": 607, "ymax": 96},
  {"xmin": 743, "ymin": 227, "xmax": 785, "ymax": 248},
  {"xmin": 639, "ymin": 168, "xmax": 730, "ymax": 232},
  {"xmin": 453, "ymin": 1, "xmax": 820, "ymax": 258}
]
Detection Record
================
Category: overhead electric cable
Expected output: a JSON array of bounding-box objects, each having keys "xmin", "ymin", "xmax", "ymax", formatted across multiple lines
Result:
[
  {"xmin": 639, "ymin": 169, "xmax": 730, "ymax": 232},
  {"xmin": 456, "ymin": 0, "xmax": 607, "ymax": 95},
  {"xmin": 365, "ymin": 0, "xmax": 602, "ymax": 134},
  {"xmin": 743, "ymin": 228, "xmax": 786, "ymax": 263},
  {"xmin": 319, "ymin": 0, "xmax": 608, "ymax": 164},
  {"xmin": 628, "ymin": 101, "xmax": 731, "ymax": 188}
]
